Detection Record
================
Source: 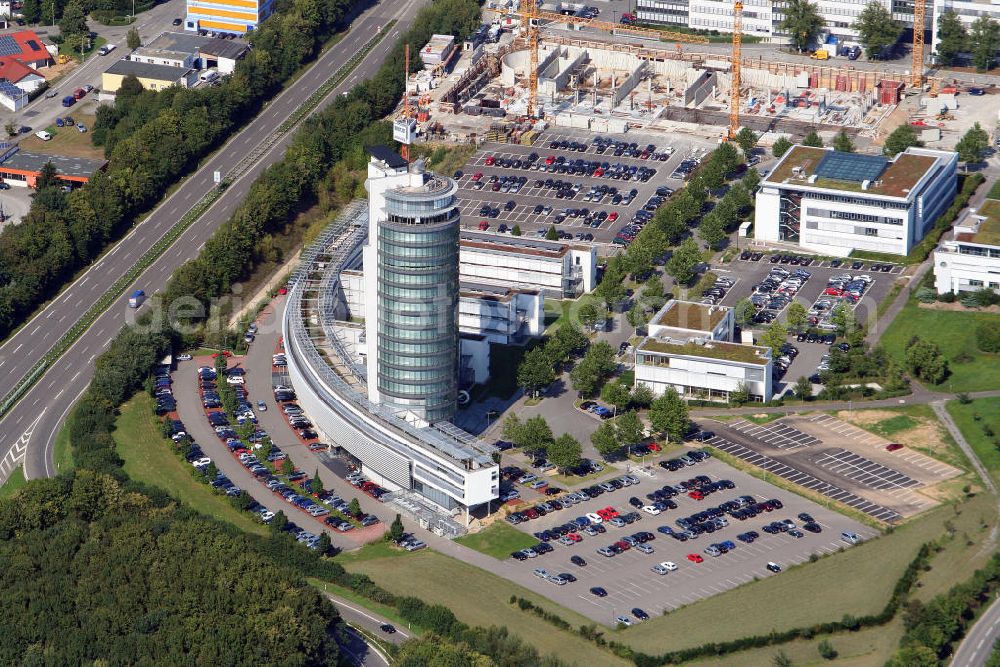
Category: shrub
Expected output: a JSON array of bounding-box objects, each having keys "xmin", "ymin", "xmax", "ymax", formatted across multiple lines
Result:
[{"xmin": 976, "ymin": 321, "xmax": 1000, "ymax": 353}]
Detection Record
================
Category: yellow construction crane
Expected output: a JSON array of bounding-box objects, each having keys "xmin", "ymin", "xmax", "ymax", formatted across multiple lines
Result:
[
  {"xmin": 729, "ymin": 0, "xmax": 743, "ymax": 140},
  {"xmin": 911, "ymin": 0, "xmax": 925, "ymax": 88},
  {"xmin": 485, "ymin": 5, "xmax": 709, "ymax": 118}
]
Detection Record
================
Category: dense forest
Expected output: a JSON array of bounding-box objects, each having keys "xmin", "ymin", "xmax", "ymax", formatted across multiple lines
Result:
[
  {"xmin": 0, "ymin": 0, "xmax": 366, "ymax": 343},
  {"xmin": 0, "ymin": 470, "xmax": 345, "ymax": 665}
]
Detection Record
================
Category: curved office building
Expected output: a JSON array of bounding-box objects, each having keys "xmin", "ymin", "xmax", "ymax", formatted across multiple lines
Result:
[{"xmin": 376, "ymin": 178, "xmax": 460, "ymax": 423}]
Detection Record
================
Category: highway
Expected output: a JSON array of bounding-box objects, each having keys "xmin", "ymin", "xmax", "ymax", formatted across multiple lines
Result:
[{"xmin": 0, "ymin": 0, "xmax": 424, "ymax": 484}]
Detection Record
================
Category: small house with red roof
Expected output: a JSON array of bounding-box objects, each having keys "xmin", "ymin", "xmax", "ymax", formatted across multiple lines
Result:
[{"xmin": 0, "ymin": 30, "xmax": 54, "ymax": 110}]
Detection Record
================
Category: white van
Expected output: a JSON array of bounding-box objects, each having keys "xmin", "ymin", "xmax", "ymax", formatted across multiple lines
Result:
[
  {"xmin": 35, "ymin": 130, "xmax": 52, "ymax": 141},
  {"xmin": 199, "ymin": 69, "xmax": 219, "ymax": 83}
]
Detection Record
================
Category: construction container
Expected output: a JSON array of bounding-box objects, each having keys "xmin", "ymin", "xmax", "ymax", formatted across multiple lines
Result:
[{"xmin": 878, "ymin": 80, "xmax": 904, "ymax": 105}]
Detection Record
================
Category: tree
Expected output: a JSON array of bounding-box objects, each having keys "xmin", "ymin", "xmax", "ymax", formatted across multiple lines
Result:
[
  {"xmin": 772, "ymin": 651, "xmax": 793, "ymax": 667},
  {"xmin": 817, "ymin": 639, "xmax": 838, "ymax": 660},
  {"xmin": 578, "ymin": 302, "xmax": 600, "ymax": 330},
  {"xmin": 735, "ymin": 127, "xmax": 758, "ymax": 156},
  {"xmin": 794, "ymin": 375, "xmax": 813, "ymax": 400},
  {"xmin": 772, "ymin": 137, "xmax": 793, "ymax": 158},
  {"xmin": 545, "ymin": 224, "xmax": 559, "ymax": 241},
  {"xmin": 205, "ymin": 461, "xmax": 218, "ymax": 480},
  {"xmin": 511, "ymin": 224, "xmax": 522, "ymax": 236},
  {"xmin": 802, "ymin": 131, "xmax": 824, "ymax": 147},
  {"xmin": 780, "ymin": 0, "xmax": 824, "ymax": 52},
  {"xmin": 666, "ymin": 238, "xmax": 702, "ymax": 286},
  {"xmin": 631, "ymin": 383, "xmax": 654, "ymax": 408},
  {"xmin": 698, "ymin": 214, "xmax": 728, "ymax": 250},
  {"xmin": 970, "ymin": 15, "xmax": 1000, "ymax": 71},
  {"xmin": 311, "ymin": 469, "xmax": 324, "ymax": 496},
  {"xmin": 520, "ymin": 415, "xmax": 554, "ymax": 454},
  {"xmin": 550, "ymin": 322, "xmax": 588, "ymax": 361},
  {"xmin": 641, "ymin": 275, "xmax": 667, "ymax": 310},
  {"xmin": 516, "ymin": 347, "xmax": 555, "ymax": 397},
  {"xmin": 626, "ymin": 302, "xmax": 649, "ymax": 330},
  {"xmin": 126, "ymin": 26, "xmax": 141, "ymax": 50},
  {"xmin": 501, "ymin": 414, "xmax": 523, "ymax": 444},
  {"xmin": 883, "ymin": 124, "xmax": 923, "ymax": 157},
  {"xmin": 832, "ymin": 131, "xmax": 855, "ymax": 153},
  {"xmin": 786, "ymin": 301, "xmax": 808, "ymax": 329},
  {"xmin": 904, "ymin": 337, "xmax": 949, "ymax": 384},
  {"xmin": 36, "ymin": 161, "xmax": 61, "ymax": 191},
  {"xmin": 270, "ymin": 510, "xmax": 288, "ymax": 534},
  {"xmin": 347, "ymin": 497, "xmax": 361, "ymax": 517},
  {"xmin": 118, "ymin": 74, "xmax": 145, "ymax": 99},
  {"xmin": 729, "ymin": 381, "xmax": 751, "ymax": 406},
  {"xmin": 388, "ymin": 513, "xmax": 405, "ymax": 542},
  {"xmin": 601, "ymin": 381, "xmax": 632, "ymax": 414},
  {"xmin": 956, "ymin": 122, "xmax": 990, "ymax": 165},
  {"xmin": 58, "ymin": 0, "xmax": 89, "ymax": 40},
  {"xmin": 935, "ymin": 10, "xmax": 967, "ymax": 66},
  {"xmin": 591, "ymin": 421, "xmax": 620, "ymax": 458},
  {"xmin": 733, "ymin": 298, "xmax": 756, "ymax": 328},
  {"xmin": 648, "ymin": 387, "xmax": 689, "ymax": 442},
  {"xmin": 759, "ymin": 320, "xmax": 789, "ymax": 356},
  {"xmin": 855, "ymin": 1, "xmax": 902, "ymax": 59},
  {"xmin": 316, "ymin": 532, "xmax": 332, "ymax": 555},
  {"xmin": 615, "ymin": 410, "xmax": 645, "ymax": 449},
  {"xmin": 977, "ymin": 321, "xmax": 1000, "ymax": 352},
  {"xmin": 278, "ymin": 456, "xmax": 293, "ymax": 476},
  {"xmin": 22, "ymin": 0, "xmax": 41, "ymax": 23},
  {"xmin": 4, "ymin": 121, "xmax": 17, "ymax": 137},
  {"xmin": 548, "ymin": 433, "xmax": 583, "ymax": 470}
]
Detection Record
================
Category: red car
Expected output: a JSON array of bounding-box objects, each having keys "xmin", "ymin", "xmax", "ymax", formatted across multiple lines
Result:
[
  {"xmin": 485, "ymin": 155, "xmax": 496, "ymax": 166},
  {"xmin": 608, "ymin": 211, "xmax": 618, "ymax": 222},
  {"xmin": 471, "ymin": 172, "xmax": 483, "ymax": 181},
  {"xmin": 545, "ymin": 155, "xmax": 556, "ymax": 165},
  {"xmin": 567, "ymin": 533, "xmax": 582, "ymax": 542},
  {"xmin": 277, "ymin": 286, "xmax": 288, "ymax": 295},
  {"xmin": 687, "ymin": 553, "xmax": 704, "ymax": 563},
  {"xmin": 824, "ymin": 288, "xmax": 845, "ymax": 297},
  {"xmin": 593, "ymin": 168, "xmax": 604, "ymax": 177},
  {"xmin": 886, "ymin": 443, "xmax": 904, "ymax": 452},
  {"xmin": 478, "ymin": 220, "xmax": 490, "ymax": 230},
  {"xmin": 688, "ymin": 490, "xmax": 705, "ymax": 501},
  {"xmin": 648, "ymin": 442, "xmax": 661, "ymax": 452},
  {"xmin": 615, "ymin": 540, "xmax": 631, "ymax": 551}
]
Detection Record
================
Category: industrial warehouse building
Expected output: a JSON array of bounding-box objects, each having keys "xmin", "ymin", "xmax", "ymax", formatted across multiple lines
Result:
[{"xmin": 0, "ymin": 143, "xmax": 107, "ymax": 188}]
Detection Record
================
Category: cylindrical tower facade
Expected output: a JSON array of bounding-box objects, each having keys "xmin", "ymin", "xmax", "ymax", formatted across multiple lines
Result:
[{"xmin": 376, "ymin": 176, "xmax": 460, "ymax": 423}]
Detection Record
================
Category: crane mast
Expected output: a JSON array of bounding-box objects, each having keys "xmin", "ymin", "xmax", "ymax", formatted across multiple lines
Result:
[{"xmin": 729, "ymin": 0, "xmax": 743, "ymax": 140}]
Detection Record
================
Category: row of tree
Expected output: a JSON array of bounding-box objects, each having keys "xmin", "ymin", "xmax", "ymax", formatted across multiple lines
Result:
[
  {"xmin": 0, "ymin": 0, "xmax": 366, "ymax": 343},
  {"xmin": 515, "ymin": 322, "xmax": 589, "ymax": 397}
]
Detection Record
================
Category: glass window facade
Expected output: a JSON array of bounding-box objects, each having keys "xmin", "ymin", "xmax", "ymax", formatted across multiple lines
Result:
[{"xmin": 376, "ymin": 180, "xmax": 460, "ymax": 423}]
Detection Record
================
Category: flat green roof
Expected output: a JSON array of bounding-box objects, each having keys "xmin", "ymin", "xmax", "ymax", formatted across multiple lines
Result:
[
  {"xmin": 766, "ymin": 146, "xmax": 938, "ymax": 198},
  {"xmin": 960, "ymin": 199, "xmax": 1000, "ymax": 246},
  {"xmin": 638, "ymin": 338, "xmax": 771, "ymax": 365},
  {"xmin": 652, "ymin": 301, "xmax": 727, "ymax": 331}
]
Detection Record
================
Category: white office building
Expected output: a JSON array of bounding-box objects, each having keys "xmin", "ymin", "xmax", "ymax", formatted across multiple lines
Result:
[
  {"xmin": 934, "ymin": 205, "xmax": 1000, "ymax": 294},
  {"xmin": 754, "ymin": 145, "xmax": 958, "ymax": 257},
  {"xmin": 459, "ymin": 231, "xmax": 596, "ymax": 298},
  {"xmin": 634, "ymin": 301, "xmax": 774, "ymax": 402},
  {"xmin": 931, "ymin": 0, "xmax": 1000, "ymax": 62}
]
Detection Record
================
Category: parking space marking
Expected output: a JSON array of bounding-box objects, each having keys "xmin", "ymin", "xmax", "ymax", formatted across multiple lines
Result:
[
  {"xmin": 707, "ymin": 435, "xmax": 903, "ymax": 523},
  {"xmin": 727, "ymin": 419, "xmax": 820, "ymax": 451}
]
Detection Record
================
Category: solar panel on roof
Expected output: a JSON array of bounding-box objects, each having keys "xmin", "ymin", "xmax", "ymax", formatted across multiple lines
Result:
[
  {"xmin": 814, "ymin": 152, "xmax": 888, "ymax": 183},
  {"xmin": 0, "ymin": 81, "xmax": 25, "ymax": 99},
  {"xmin": 26, "ymin": 40, "xmax": 40, "ymax": 51},
  {"xmin": 0, "ymin": 35, "xmax": 20, "ymax": 57}
]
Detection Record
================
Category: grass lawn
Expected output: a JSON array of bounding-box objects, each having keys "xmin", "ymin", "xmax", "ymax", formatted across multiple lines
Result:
[
  {"xmin": 837, "ymin": 404, "xmax": 970, "ymax": 472},
  {"xmin": 881, "ymin": 299, "xmax": 1000, "ymax": 392},
  {"xmin": 684, "ymin": 616, "xmax": 905, "ymax": 667},
  {"xmin": 346, "ymin": 549, "xmax": 630, "ymax": 666},
  {"xmin": 549, "ymin": 465, "xmax": 618, "ymax": 488},
  {"xmin": 946, "ymin": 398, "xmax": 1000, "ymax": 483},
  {"xmin": 620, "ymin": 493, "xmax": 990, "ymax": 654},
  {"xmin": 52, "ymin": 420, "xmax": 74, "ymax": 475},
  {"xmin": 308, "ymin": 578, "xmax": 418, "ymax": 634},
  {"xmin": 867, "ymin": 414, "xmax": 920, "ymax": 437},
  {"xmin": 335, "ymin": 540, "xmax": 411, "ymax": 566},
  {"xmin": 113, "ymin": 393, "xmax": 267, "ymax": 536},
  {"xmin": 454, "ymin": 521, "xmax": 538, "ymax": 559},
  {"xmin": 0, "ymin": 466, "xmax": 27, "ymax": 500},
  {"xmin": 20, "ymin": 112, "xmax": 104, "ymax": 160}
]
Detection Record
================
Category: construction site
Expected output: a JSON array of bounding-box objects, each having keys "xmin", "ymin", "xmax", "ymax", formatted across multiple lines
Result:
[{"xmin": 393, "ymin": 1, "xmax": 989, "ymax": 151}]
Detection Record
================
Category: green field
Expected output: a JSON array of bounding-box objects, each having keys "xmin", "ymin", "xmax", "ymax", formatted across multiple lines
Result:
[
  {"xmin": 346, "ymin": 549, "xmax": 629, "ymax": 666},
  {"xmin": 868, "ymin": 414, "xmax": 919, "ymax": 437},
  {"xmin": 880, "ymin": 300, "xmax": 1000, "ymax": 392},
  {"xmin": 52, "ymin": 420, "xmax": 74, "ymax": 475},
  {"xmin": 334, "ymin": 540, "xmax": 410, "ymax": 565},
  {"xmin": 0, "ymin": 466, "xmax": 27, "ymax": 500},
  {"xmin": 946, "ymin": 398, "xmax": 1000, "ymax": 483},
  {"xmin": 113, "ymin": 393, "xmax": 267, "ymax": 536},
  {"xmin": 454, "ymin": 521, "xmax": 538, "ymax": 559}
]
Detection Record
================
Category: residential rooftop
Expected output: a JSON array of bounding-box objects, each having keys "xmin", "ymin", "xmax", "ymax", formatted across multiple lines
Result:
[
  {"xmin": 638, "ymin": 337, "xmax": 771, "ymax": 365},
  {"xmin": 954, "ymin": 199, "xmax": 1000, "ymax": 247},
  {"xmin": 651, "ymin": 300, "xmax": 727, "ymax": 331},
  {"xmin": 765, "ymin": 145, "xmax": 941, "ymax": 198}
]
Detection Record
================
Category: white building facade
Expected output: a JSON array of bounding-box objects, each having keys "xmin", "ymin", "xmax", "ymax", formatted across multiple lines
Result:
[
  {"xmin": 755, "ymin": 145, "xmax": 958, "ymax": 257},
  {"xmin": 934, "ymin": 208, "xmax": 1000, "ymax": 294},
  {"xmin": 459, "ymin": 231, "xmax": 596, "ymax": 298},
  {"xmin": 633, "ymin": 301, "xmax": 773, "ymax": 402}
]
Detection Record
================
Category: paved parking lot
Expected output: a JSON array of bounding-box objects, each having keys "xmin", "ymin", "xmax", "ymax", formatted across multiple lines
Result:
[
  {"xmin": 454, "ymin": 129, "xmax": 716, "ymax": 245},
  {"xmin": 699, "ymin": 414, "xmax": 963, "ymax": 523},
  {"xmin": 501, "ymin": 454, "xmax": 875, "ymax": 622}
]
